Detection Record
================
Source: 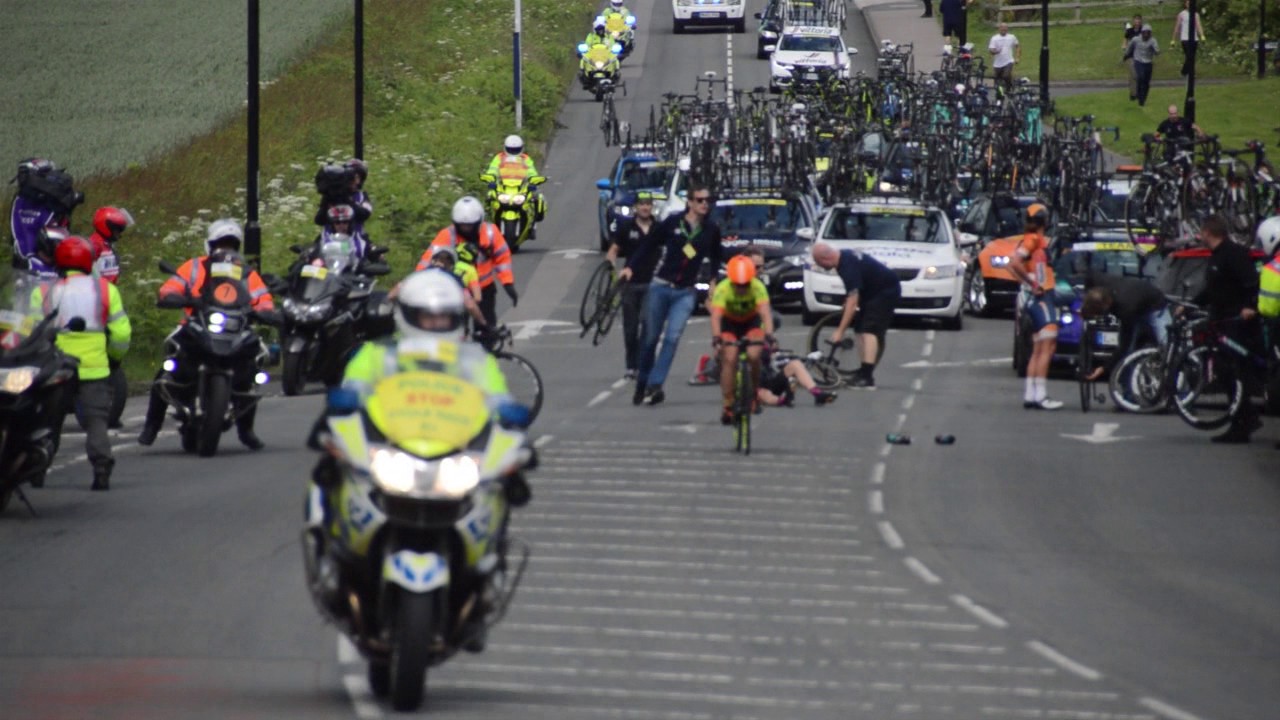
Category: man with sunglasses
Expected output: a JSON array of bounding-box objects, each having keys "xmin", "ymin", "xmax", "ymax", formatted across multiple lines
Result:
[{"xmin": 620, "ymin": 183, "xmax": 723, "ymax": 405}]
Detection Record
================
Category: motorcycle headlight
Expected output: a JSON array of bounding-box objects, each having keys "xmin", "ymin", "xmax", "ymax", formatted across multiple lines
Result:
[
  {"xmin": 0, "ymin": 366, "xmax": 39, "ymax": 394},
  {"xmin": 922, "ymin": 265, "xmax": 959, "ymax": 279},
  {"xmin": 369, "ymin": 449, "xmax": 482, "ymax": 499},
  {"xmin": 304, "ymin": 298, "xmax": 334, "ymax": 320},
  {"xmin": 207, "ymin": 311, "xmax": 226, "ymax": 334},
  {"xmin": 594, "ymin": 61, "xmax": 606, "ymax": 69},
  {"xmin": 512, "ymin": 194, "xmax": 527, "ymax": 204},
  {"xmin": 498, "ymin": 193, "xmax": 512, "ymax": 204}
]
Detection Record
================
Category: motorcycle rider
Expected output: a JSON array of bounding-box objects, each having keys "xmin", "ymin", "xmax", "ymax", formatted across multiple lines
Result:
[
  {"xmin": 313, "ymin": 160, "xmax": 373, "ymax": 232},
  {"xmin": 584, "ymin": 20, "xmax": 609, "ymax": 48},
  {"xmin": 605, "ymin": 0, "xmax": 634, "ymax": 19},
  {"xmin": 137, "ymin": 219, "xmax": 276, "ymax": 450},
  {"xmin": 420, "ymin": 196, "xmax": 517, "ymax": 327},
  {"xmin": 87, "ymin": 206, "xmax": 135, "ymax": 428},
  {"xmin": 43, "ymin": 236, "xmax": 131, "ymax": 491},
  {"xmin": 483, "ymin": 135, "xmax": 547, "ymax": 233},
  {"xmin": 9, "ymin": 158, "xmax": 80, "ymax": 275},
  {"xmin": 309, "ymin": 268, "xmax": 520, "ymax": 650}
]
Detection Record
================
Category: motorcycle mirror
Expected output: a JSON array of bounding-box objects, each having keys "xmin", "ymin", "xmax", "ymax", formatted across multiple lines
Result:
[
  {"xmin": 289, "ymin": 244, "xmax": 305, "ymax": 254},
  {"xmin": 361, "ymin": 262, "xmax": 391, "ymax": 276},
  {"xmin": 369, "ymin": 244, "xmax": 389, "ymax": 256},
  {"xmin": 611, "ymin": 43, "xmax": 623, "ymax": 55},
  {"xmin": 529, "ymin": 176, "xmax": 547, "ymax": 186},
  {"xmin": 497, "ymin": 401, "xmax": 532, "ymax": 430},
  {"xmin": 596, "ymin": 178, "xmax": 612, "ymax": 190},
  {"xmin": 577, "ymin": 42, "xmax": 589, "ymax": 54},
  {"xmin": 326, "ymin": 387, "xmax": 361, "ymax": 416},
  {"xmin": 158, "ymin": 260, "xmax": 178, "ymax": 275}
]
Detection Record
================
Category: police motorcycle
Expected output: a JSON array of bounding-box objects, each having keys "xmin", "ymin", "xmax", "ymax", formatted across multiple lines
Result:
[
  {"xmin": 601, "ymin": 11, "xmax": 636, "ymax": 59},
  {"xmin": 0, "ymin": 274, "xmax": 78, "ymax": 514},
  {"xmin": 278, "ymin": 234, "xmax": 392, "ymax": 396},
  {"xmin": 577, "ymin": 40, "xmax": 623, "ymax": 101},
  {"xmin": 478, "ymin": 172, "xmax": 548, "ymax": 251},
  {"xmin": 302, "ymin": 364, "xmax": 535, "ymax": 711},
  {"xmin": 153, "ymin": 253, "xmax": 279, "ymax": 457}
]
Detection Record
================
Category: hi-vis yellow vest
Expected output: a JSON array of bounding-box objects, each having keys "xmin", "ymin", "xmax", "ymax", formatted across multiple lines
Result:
[{"xmin": 1258, "ymin": 258, "xmax": 1280, "ymax": 318}]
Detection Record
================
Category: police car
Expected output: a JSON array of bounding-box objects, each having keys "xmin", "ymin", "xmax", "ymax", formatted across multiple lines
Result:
[
  {"xmin": 802, "ymin": 198, "xmax": 964, "ymax": 329},
  {"xmin": 672, "ymin": 0, "xmax": 746, "ymax": 33},
  {"xmin": 768, "ymin": 26, "xmax": 856, "ymax": 93}
]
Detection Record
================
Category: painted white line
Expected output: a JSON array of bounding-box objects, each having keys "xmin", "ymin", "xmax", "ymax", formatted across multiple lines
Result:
[
  {"xmin": 533, "ymin": 556, "xmax": 885, "ymax": 577},
  {"xmin": 902, "ymin": 394, "xmax": 915, "ymax": 410},
  {"xmin": 124, "ymin": 414, "xmax": 146, "ymax": 424},
  {"xmin": 879, "ymin": 443, "xmax": 892, "ymax": 458},
  {"xmin": 1139, "ymin": 697, "xmax": 1206, "ymax": 720},
  {"xmin": 921, "ymin": 342, "xmax": 933, "ymax": 357},
  {"xmin": 870, "ymin": 461, "xmax": 885, "ymax": 484},
  {"xmin": 611, "ymin": 378, "xmax": 628, "ymax": 389},
  {"xmin": 522, "ymin": 512, "xmax": 859, "ymax": 533},
  {"xmin": 868, "ymin": 490, "xmax": 883, "ymax": 514},
  {"xmin": 48, "ymin": 431, "xmax": 177, "ymax": 472},
  {"xmin": 1027, "ymin": 640, "xmax": 1103, "ymax": 681},
  {"xmin": 925, "ymin": 329, "xmax": 936, "ymax": 341},
  {"xmin": 341, "ymin": 674, "xmax": 382, "ymax": 719},
  {"xmin": 877, "ymin": 520, "xmax": 903, "ymax": 549},
  {"xmin": 911, "ymin": 377, "xmax": 923, "ymax": 391},
  {"xmin": 904, "ymin": 556, "xmax": 942, "ymax": 584},
  {"xmin": 587, "ymin": 390, "xmax": 612, "ymax": 407},
  {"xmin": 524, "ymin": 570, "xmax": 909, "ymax": 595},
  {"xmin": 534, "ymin": 433, "xmax": 554, "ymax": 448},
  {"xmin": 951, "ymin": 594, "xmax": 1009, "ymax": 629},
  {"xmin": 337, "ymin": 634, "xmax": 360, "ymax": 664},
  {"xmin": 894, "ymin": 413, "xmax": 907, "ymax": 431}
]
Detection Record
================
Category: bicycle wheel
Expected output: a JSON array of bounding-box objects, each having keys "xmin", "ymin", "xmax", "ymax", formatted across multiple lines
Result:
[
  {"xmin": 595, "ymin": 283, "xmax": 625, "ymax": 340},
  {"xmin": 579, "ymin": 261, "xmax": 614, "ymax": 330},
  {"xmin": 734, "ymin": 362, "xmax": 752, "ymax": 455},
  {"xmin": 804, "ymin": 357, "xmax": 843, "ymax": 390},
  {"xmin": 1109, "ymin": 347, "xmax": 1166, "ymax": 413},
  {"xmin": 1077, "ymin": 332, "xmax": 1094, "ymax": 412},
  {"xmin": 1173, "ymin": 348, "xmax": 1243, "ymax": 431},
  {"xmin": 806, "ymin": 313, "xmax": 859, "ymax": 379},
  {"xmin": 496, "ymin": 351, "xmax": 544, "ymax": 424}
]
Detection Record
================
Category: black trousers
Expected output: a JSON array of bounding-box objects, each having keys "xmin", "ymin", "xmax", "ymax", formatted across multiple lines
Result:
[
  {"xmin": 1180, "ymin": 40, "xmax": 1197, "ymax": 77},
  {"xmin": 479, "ymin": 284, "xmax": 498, "ymax": 327},
  {"xmin": 922, "ymin": 0, "xmax": 933, "ymax": 15},
  {"xmin": 621, "ymin": 283, "xmax": 649, "ymax": 372}
]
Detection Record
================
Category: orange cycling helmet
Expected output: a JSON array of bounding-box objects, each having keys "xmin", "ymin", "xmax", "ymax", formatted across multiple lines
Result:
[
  {"xmin": 1025, "ymin": 203, "xmax": 1049, "ymax": 226},
  {"xmin": 726, "ymin": 255, "xmax": 756, "ymax": 285}
]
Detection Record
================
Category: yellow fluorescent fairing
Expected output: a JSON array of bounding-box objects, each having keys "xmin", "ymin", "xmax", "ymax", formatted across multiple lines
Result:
[{"xmin": 368, "ymin": 371, "xmax": 488, "ymax": 457}]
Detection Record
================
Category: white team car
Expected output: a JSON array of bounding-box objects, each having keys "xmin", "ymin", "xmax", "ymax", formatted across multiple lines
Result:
[
  {"xmin": 802, "ymin": 198, "xmax": 965, "ymax": 329},
  {"xmin": 672, "ymin": 0, "xmax": 746, "ymax": 34},
  {"xmin": 768, "ymin": 26, "xmax": 856, "ymax": 92}
]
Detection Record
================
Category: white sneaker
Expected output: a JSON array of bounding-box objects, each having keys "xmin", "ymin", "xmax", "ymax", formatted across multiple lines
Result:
[{"xmin": 1023, "ymin": 397, "xmax": 1063, "ymax": 410}]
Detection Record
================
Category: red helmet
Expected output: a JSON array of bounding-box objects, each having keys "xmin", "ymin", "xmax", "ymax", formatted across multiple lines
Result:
[
  {"xmin": 92, "ymin": 206, "xmax": 134, "ymax": 241},
  {"xmin": 54, "ymin": 236, "xmax": 96, "ymax": 273},
  {"xmin": 726, "ymin": 255, "xmax": 756, "ymax": 285}
]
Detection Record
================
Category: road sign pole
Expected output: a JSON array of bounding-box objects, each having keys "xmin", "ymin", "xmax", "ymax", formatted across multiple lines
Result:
[
  {"xmin": 514, "ymin": 0, "xmax": 523, "ymax": 129},
  {"xmin": 355, "ymin": 0, "xmax": 365, "ymax": 158}
]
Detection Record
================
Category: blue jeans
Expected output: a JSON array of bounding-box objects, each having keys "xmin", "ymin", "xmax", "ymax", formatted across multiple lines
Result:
[
  {"xmin": 1144, "ymin": 306, "xmax": 1172, "ymax": 347},
  {"xmin": 636, "ymin": 282, "xmax": 697, "ymax": 389}
]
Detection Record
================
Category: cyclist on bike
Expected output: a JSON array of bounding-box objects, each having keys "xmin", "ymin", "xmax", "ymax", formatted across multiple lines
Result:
[
  {"xmin": 1007, "ymin": 203, "xmax": 1064, "ymax": 409},
  {"xmin": 1195, "ymin": 215, "xmax": 1261, "ymax": 443},
  {"xmin": 709, "ymin": 255, "xmax": 774, "ymax": 425}
]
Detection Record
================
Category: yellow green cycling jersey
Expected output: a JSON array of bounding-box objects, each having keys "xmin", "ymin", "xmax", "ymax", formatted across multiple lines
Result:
[
  {"xmin": 710, "ymin": 278, "xmax": 769, "ymax": 323},
  {"xmin": 453, "ymin": 262, "xmax": 480, "ymax": 293}
]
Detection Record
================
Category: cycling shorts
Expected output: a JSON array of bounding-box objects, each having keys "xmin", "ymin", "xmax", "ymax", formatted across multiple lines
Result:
[
  {"xmin": 1024, "ymin": 296, "xmax": 1060, "ymax": 339},
  {"xmin": 719, "ymin": 318, "xmax": 765, "ymax": 343}
]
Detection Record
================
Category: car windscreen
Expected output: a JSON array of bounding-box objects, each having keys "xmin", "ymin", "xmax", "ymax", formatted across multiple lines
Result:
[
  {"xmin": 620, "ymin": 163, "xmax": 673, "ymax": 191},
  {"xmin": 714, "ymin": 199, "xmax": 803, "ymax": 234},
  {"xmin": 779, "ymin": 35, "xmax": 842, "ymax": 53},
  {"xmin": 825, "ymin": 208, "xmax": 944, "ymax": 243},
  {"xmin": 1052, "ymin": 248, "xmax": 1143, "ymax": 284}
]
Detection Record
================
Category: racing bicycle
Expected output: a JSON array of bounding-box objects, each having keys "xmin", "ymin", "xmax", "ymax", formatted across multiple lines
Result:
[
  {"xmin": 579, "ymin": 261, "xmax": 616, "ymax": 329},
  {"xmin": 727, "ymin": 337, "xmax": 767, "ymax": 455},
  {"xmin": 580, "ymin": 274, "xmax": 625, "ymax": 346},
  {"xmin": 1076, "ymin": 315, "xmax": 1119, "ymax": 412},
  {"xmin": 478, "ymin": 325, "xmax": 545, "ymax": 423}
]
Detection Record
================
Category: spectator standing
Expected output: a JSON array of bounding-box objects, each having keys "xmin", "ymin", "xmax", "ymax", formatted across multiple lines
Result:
[
  {"xmin": 1171, "ymin": 0, "xmax": 1206, "ymax": 77},
  {"xmin": 1126, "ymin": 27, "xmax": 1160, "ymax": 106},
  {"xmin": 921, "ymin": 0, "xmax": 933, "ymax": 19},
  {"xmin": 940, "ymin": 0, "xmax": 969, "ymax": 48},
  {"xmin": 988, "ymin": 23, "xmax": 1020, "ymax": 93},
  {"xmin": 1122, "ymin": 15, "xmax": 1145, "ymax": 101}
]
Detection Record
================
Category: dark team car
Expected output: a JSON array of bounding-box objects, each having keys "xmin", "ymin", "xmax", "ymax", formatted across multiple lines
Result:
[{"xmin": 595, "ymin": 152, "xmax": 674, "ymax": 250}]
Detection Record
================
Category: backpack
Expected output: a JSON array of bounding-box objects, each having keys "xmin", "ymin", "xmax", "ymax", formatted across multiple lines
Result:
[{"xmin": 16, "ymin": 169, "xmax": 84, "ymax": 215}]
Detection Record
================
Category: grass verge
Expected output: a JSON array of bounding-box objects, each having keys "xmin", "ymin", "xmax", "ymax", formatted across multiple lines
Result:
[
  {"xmin": 1052, "ymin": 76, "xmax": 1280, "ymax": 160},
  {"xmin": 9, "ymin": 0, "xmax": 597, "ymax": 387}
]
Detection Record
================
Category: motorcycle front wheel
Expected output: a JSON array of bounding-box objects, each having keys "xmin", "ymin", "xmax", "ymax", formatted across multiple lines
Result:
[
  {"xmin": 501, "ymin": 218, "xmax": 523, "ymax": 250},
  {"xmin": 197, "ymin": 374, "xmax": 230, "ymax": 457},
  {"xmin": 389, "ymin": 591, "xmax": 436, "ymax": 712},
  {"xmin": 282, "ymin": 349, "xmax": 305, "ymax": 397}
]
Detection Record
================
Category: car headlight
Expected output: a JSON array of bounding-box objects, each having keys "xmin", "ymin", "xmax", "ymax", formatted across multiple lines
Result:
[
  {"xmin": 1062, "ymin": 313, "xmax": 1074, "ymax": 325},
  {"xmin": 370, "ymin": 449, "xmax": 482, "ymax": 499},
  {"xmin": 761, "ymin": 30, "xmax": 778, "ymax": 39},
  {"xmin": 695, "ymin": 282, "xmax": 710, "ymax": 291},
  {"xmin": 498, "ymin": 193, "xmax": 512, "ymax": 204},
  {"xmin": 990, "ymin": 255, "xmax": 1010, "ymax": 267},
  {"xmin": 512, "ymin": 194, "xmax": 526, "ymax": 204},
  {"xmin": 784, "ymin": 254, "xmax": 806, "ymax": 267},
  {"xmin": 922, "ymin": 265, "xmax": 959, "ymax": 279},
  {"xmin": 616, "ymin": 205, "xmax": 633, "ymax": 217},
  {"xmin": 0, "ymin": 366, "xmax": 39, "ymax": 394}
]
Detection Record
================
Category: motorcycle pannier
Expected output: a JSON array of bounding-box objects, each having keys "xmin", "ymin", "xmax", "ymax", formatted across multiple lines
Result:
[{"xmin": 16, "ymin": 169, "xmax": 84, "ymax": 214}]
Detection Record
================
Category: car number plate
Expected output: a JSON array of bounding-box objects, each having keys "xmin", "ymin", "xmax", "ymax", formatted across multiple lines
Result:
[
  {"xmin": 803, "ymin": 71, "xmax": 819, "ymax": 80},
  {"xmin": 1096, "ymin": 330, "xmax": 1119, "ymax": 346},
  {"xmin": 695, "ymin": 11, "xmax": 722, "ymax": 18}
]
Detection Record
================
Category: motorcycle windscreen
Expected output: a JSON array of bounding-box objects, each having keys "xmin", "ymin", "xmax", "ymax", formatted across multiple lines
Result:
[{"xmin": 366, "ymin": 371, "xmax": 489, "ymax": 458}]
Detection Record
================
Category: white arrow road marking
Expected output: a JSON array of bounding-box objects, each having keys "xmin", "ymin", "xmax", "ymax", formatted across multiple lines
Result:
[
  {"xmin": 506, "ymin": 319, "xmax": 579, "ymax": 341},
  {"xmin": 900, "ymin": 357, "xmax": 1011, "ymax": 369},
  {"xmin": 1060, "ymin": 422, "xmax": 1141, "ymax": 444},
  {"xmin": 549, "ymin": 248, "xmax": 600, "ymax": 260}
]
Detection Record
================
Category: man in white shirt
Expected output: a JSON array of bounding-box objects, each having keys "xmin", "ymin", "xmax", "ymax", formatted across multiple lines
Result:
[
  {"xmin": 1171, "ymin": 0, "xmax": 1205, "ymax": 77},
  {"xmin": 988, "ymin": 23, "xmax": 1020, "ymax": 93}
]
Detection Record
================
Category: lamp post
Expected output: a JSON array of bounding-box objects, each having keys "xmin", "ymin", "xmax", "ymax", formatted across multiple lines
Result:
[
  {"xmin": 1184, "ymin": 0, "xmax": 1198, "ymax": 122},
  {"xmin": 245, "ymin": 0, "xmax": 261, "ymax": 267},
  {"xmin": 1039, "ymin": 0, "xmax": 1050, "ymax": 109},
  {"xmin": 355, "ymin": 0, "xmax": 365, "ymax": 158},
  {"xmin": 513, "ymin": 0, "xmax": 523, "ymax": 129},
  {"xmin": 1260, "ymin": 0, "xmax": 1268, "ymax": 79}
]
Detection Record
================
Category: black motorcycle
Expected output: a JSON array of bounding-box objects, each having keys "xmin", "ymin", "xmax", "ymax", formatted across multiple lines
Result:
[
  {"xmin": 277, "ymin": 235, "xmax": 391, "ymax": 396},
  {"xmin": 0, "ymin": 279, "xmax": 78, "ymax": 513},
  {"xmin": 153, "ymin": 259, "xmax": 277, "ymax": 457}
]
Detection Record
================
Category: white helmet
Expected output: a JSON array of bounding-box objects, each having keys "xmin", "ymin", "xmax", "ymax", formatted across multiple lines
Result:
[
  {"xmin": 610, "ymin": 0, "xmax": 623, "ymax": 8},
  {"xmin": 205, "ymin": 218, "xmax": 244, "ymax": 255},
  {"xmin": 1257, "ymin": 216, "xmax": 1280, "ymax": 257},
  {"xmin": 395, "ymin": 269, "xmax": 467, "ymax": 341},
  {"xmin": 451, "ymin": 196, "xmax": 486, "ymax": 225},
  {"xmin": 503, "ymin": 134, "xmax": 524, "ymax": 155}
]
